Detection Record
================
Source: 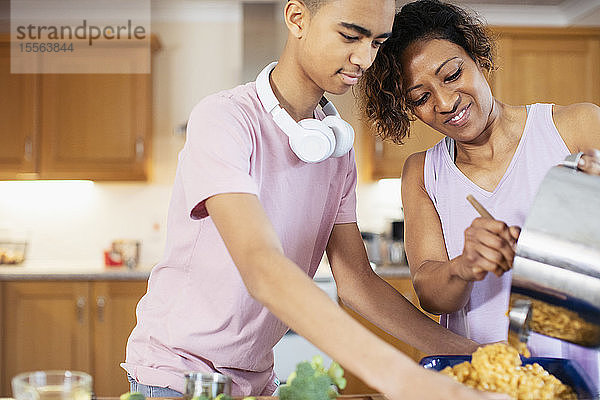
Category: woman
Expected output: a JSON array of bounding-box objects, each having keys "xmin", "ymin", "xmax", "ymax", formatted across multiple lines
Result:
[{"xmin": 361, "ymin": 0, "xmax": 600, "ymax": 384}]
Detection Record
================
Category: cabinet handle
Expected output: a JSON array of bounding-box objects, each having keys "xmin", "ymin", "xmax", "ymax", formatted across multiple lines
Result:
[
  {"xmin": 96, "ymin": 296, "xmax": 106, "ymax": 322},
  {"xmin": 76, "ymin": 297, "xmax": 86, "ymax": 324},
  {"xmin": 135, "ymin": 138, "xmax": 144, "ymax": 160},
  {"xmin": 24, "ymin": 136, "xmax": 33, "ymax": 162}
]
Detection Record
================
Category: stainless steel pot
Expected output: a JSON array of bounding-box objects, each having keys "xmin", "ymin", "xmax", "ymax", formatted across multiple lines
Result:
[
  {"xmin": 183, "ymin": 372, "xmax": 232, "ymax": 400},
  {"xmin": 508, "ymin": 158, "xmax": 600, "ymax": 349}
]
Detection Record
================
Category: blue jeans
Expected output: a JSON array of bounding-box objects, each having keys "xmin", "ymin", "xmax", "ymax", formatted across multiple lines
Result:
[{"xmin": 127, "ymin": 374, "xmax": 183, "ymax": 397}]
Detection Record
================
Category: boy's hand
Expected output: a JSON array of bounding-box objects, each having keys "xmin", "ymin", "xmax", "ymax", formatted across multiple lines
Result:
[{"xmin": 381, "ymin": 366, "xmax": 510, "ymax": 400}]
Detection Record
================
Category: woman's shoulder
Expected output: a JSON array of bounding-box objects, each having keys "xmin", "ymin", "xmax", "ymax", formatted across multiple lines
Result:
[
  {"xmin": 552, "ymin": 103, "xmax": 600, "ymax": 133},
  {"xmin": 404, "ymin": 151, "xmax": 426, "ymax": 171},
  {"xmin": 403, "ymin": 151, "xmax": 426, "ymax": 180},
  {"xmin": 403, "ymin": 139, "xmax": 448, "ymax": 179},
  {"xmin": 553, "ymin": 102, "xmax": 600, "ymax": 123},
  {"xmin": 552, "ymin": 103, "xmax": 600, "ymax": 151}
]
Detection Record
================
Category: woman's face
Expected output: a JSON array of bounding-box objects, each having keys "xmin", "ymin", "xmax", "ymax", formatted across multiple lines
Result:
[{"xmin": 400, "ymin": 39, "xmax": 493, "ymax": 142}]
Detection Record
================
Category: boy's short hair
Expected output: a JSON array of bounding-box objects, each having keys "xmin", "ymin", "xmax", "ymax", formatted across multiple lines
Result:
[{"xmin": 289, "ymin": 0, "xmax": 328, "ymax": 13}]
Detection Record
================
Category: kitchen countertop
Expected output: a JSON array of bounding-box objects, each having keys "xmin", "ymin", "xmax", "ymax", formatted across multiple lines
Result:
[
  {"xmin": 0, "ymin": 261, "xmax": 153, "ymax": 281},
  {"xmin": 0, "ymin": 262, "xmax": 410, "ymax": 281}
]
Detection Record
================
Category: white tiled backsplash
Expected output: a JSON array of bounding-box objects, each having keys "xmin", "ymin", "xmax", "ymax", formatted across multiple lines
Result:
[{"xmin": 0, "ymin": 181, "xmax": 172, "ymax": 267}]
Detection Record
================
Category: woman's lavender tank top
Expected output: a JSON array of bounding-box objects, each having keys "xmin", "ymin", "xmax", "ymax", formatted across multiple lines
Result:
[{"xmin": 423, "ymin": 103, "xmax": 598, "ymax": 383}]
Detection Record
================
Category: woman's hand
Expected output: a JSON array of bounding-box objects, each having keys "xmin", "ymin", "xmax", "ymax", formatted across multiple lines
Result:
[
  {"xmin": 578, "ymin": 149, "xmax": 600, "ymax": 175},
  {"xmin": 454, "ymin": 217, "xmax": 520, "ymax": 281}
]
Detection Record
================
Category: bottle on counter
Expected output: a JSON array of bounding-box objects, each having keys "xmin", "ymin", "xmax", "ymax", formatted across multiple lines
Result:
[
  {"xmin": 360, "ymin": 231, "xmax": 382, "ymax": 268},
  {"xmin": 383, "ymin": 220, "xmax": 405, "ymax": 266}
]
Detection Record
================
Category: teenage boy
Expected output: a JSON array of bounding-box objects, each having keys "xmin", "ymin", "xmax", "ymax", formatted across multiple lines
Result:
[{"xmin": 123, "ymin": 1, "xmax": 502, "ymax": 399}]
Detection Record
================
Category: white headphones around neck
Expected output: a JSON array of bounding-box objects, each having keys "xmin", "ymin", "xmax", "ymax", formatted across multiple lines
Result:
[{"xmin": 256, "ymin": 62, "xmax": 355, "ymax": 163}]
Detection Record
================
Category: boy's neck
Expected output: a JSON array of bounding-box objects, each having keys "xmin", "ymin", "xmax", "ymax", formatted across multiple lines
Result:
[{"xmin": 269, "ymin": 55, "xmax": 325, "ymax": 121}]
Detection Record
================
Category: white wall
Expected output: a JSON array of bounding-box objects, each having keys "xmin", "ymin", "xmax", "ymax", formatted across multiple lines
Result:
[
  {"xmin": 151, "ymin": 0, "xmax": 243, "ymax": 185},
  {"xmin": 0, "ymin": 181, "xmax": 172, "ymax": 267}
]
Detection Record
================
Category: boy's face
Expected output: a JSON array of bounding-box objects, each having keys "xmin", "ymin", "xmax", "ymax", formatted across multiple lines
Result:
[{"xmin": 296, "ymin": 0, "xmax": 395, "ymax": 95}]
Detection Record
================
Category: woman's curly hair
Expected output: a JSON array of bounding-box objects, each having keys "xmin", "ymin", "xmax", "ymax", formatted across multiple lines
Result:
[{"xmin": 359, "ymin": 0, "xmax": 496, "ymax": 144}]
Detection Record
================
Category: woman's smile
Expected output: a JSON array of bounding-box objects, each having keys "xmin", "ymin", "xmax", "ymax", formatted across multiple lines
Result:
[{"xmin": 445, "ymin": 103, "xmax": 472, "ymax": 127}]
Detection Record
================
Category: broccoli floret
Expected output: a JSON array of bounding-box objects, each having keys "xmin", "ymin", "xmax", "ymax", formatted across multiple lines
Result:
[
  {"xmin": 119, "ymin": 392, "xmax": 145, "ymax": 400},
  {"xmin": 191, "ymin": 397, "xmax": 210, "ymax": 400},
  {"xmin": 214, "ymin": 394, "xmax": 233, "ymax": 400},
  {"xmin": 279, "ymin": 358, "xmax": 346, "ymax": 400},
  {"xmin": 328, "ymin": 361, "xmax": 347, "ymax": 390}
]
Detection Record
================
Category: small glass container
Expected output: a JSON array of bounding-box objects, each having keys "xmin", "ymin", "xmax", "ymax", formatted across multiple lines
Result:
[
  {"xmin": 0, "ymin": 228, "xmax": 29, "ymax": 266},
  {"xmin": 12, "ymin": 370, "xmax": 92, "ymax": 400},
  {"xmin": 183, "ymin": 372, "xmax": 232, "ymax": 400},
  {"xmin": 0, "ymin": 241, "xmax": 27, "ymax": 265},
  {"xmin": 110, "ymin": 239, "xmax": 140, "ymax": 269}
]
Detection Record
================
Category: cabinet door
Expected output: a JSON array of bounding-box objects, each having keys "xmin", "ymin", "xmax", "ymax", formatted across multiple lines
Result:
[
  {"xmin": 39, "ymin": 73, "xmax": 151, "ymax": 180},
  {"xmin": 1, "ymin": 281, "xmax": 91, "ymax": 396},
  {"xmin": 340, "ymin": 276, "xmax": 439, "ymax": 394},
  {"xmin": 91, "ymin": 281, "xmax": 147, "ymax": 396},
  {"xmin": 365, "ymin": 120, "xmax": 444, "ymax": 180},
  {"xmin": 0, "ymin": 41, "xmax": 38, "ymax": 179},
  {"xmin": 492, "ymin": 27, "xmax": 600, "ymax": 106}
]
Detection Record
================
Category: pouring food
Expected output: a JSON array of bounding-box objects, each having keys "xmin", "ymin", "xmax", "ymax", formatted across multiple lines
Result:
[{"xmin": 507, "ymin": 156, "xmax": 600, "ymax": 349}]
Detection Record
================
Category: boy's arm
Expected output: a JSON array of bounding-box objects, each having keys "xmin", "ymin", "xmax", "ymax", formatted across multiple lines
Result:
[
  {"xmin": 326, "ymin": 222, "xmax": 480, "ymax": 355},
  {"xmin": 205, "ymin": 192, "xmax": 495, "ymax": 400}
]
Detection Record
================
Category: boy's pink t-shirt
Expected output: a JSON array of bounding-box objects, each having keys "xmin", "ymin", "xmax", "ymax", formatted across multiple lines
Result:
[{"xmin": 121, "ymin": 81, "xmax": 358, "ymax": 396}]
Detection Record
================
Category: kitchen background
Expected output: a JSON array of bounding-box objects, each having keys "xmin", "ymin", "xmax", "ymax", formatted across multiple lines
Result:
[
  {"xmin": 0, "ymin": 0, "xmax": 599, "ymax": 268},
  {"xmin": 0, "ymin": 0, "xmax": 402, "ymax": 268},
  {"xmin": 1, "ymin": 0, "xmax": 600, "ymax": 396}
]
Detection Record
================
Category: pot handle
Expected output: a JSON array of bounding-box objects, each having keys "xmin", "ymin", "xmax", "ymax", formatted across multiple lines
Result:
[{"xmin": 559, "ymin": 151, "xmax": 584, "ymax": 170}]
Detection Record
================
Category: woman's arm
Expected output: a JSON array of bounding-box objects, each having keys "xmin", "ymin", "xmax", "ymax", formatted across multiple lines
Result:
[
  {"xmin": 402, "ymin": 152, "xmax": 518, "ymax": 315},
  {"xmin": 327, "ymin": 222, "xmax": 479, "ymax": 355}
]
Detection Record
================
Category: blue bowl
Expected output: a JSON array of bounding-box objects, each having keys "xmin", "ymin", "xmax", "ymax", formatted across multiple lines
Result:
[{"xmin": 420, "ymin": 355, "xmax": 599, "ymax": 400}]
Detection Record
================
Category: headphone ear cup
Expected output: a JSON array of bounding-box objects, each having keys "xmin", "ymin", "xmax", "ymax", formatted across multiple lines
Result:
[
  {"xmin": 293, "ymin": 119, "xmax": 336, "ymax": 163},
  {"xmin": 322, "ymin": 115, "xmax": 355, "ymax": 158}
]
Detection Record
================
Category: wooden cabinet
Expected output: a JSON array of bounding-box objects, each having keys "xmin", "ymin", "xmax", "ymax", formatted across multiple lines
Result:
[
  {"xmin": 359, "ymin": 27, "xmax": 600, "ymax": 181},
  {"xmin": 360, "ymin": 120, "xmax": 443, "ymax": 181},
  {"xmin": 91, "ymin": 281, "xmax": 147, "ymax": 397},
  {"xmin": 2, "ymin": 282, "xmax": 92, "ymax": 377},
  {"xmin": 340, "ymin": 276, "xmax": 439, "ymax": 395},
  {"xmin": 492, "ymin": 27, "xmax": 600, "ymax": 106},
  {"xmin": 38, "ymin": 73, "xmax": 151, "ymax": 180},
  {"xmin": 0, "ymin": 41, "xmax": 37, "ymax": 178},
  {"xmin": 0, "ymin": 280, "xmax": 147, "ymax": 397},
  {"xmin": 0, "ymin": 35, "xmax": 158, "ymax": 181}
]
